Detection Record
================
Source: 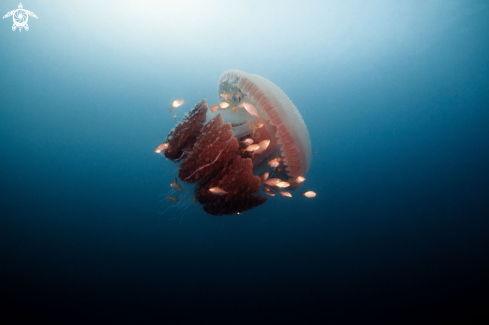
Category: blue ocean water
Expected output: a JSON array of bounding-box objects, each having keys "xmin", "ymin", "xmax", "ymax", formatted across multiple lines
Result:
[{"xmin": 1, "ymin": 0, "xmax": 488, "ymax": 323}]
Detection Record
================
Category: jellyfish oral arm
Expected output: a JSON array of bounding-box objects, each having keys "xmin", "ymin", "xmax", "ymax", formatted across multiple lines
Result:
[
  {"xmin": 163, "ymin": 99, "xmax": 266, "ymax": 215},
  {"xmin": 183, "ymin": 145, "xmax": 227, "ymax": 182}
]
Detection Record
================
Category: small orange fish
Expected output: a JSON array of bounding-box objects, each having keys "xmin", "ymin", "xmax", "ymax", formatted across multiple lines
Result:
[
  {"xmin": 264, "ymin": 178, "xmax": 281, "ymax": 186},
  {"xmin": 210, "ymin": 105, "xmax": 219, "ymax": 113},
  {"xmin": 294, "ymin": 176, "xmax": 306, "ymax": 184},
  {"xmin": 263, "ymin": 188, "xmax": 275, "ymax": 196},
  {"xmin": 219, "ymin": 102, "xmax": 230, "ymax": 109},
  {"xmin": 244, "ymin": 144, "xmax": 261, "ymax": 152},
  {"xmin": 255, "ymin": 139, "xmax": 270, "ymax": 154},
  {"xmin": 275, "ymin": 181, "xmax": 290, "ymax": 188},
  {"xmin": 155, "ymin": 142, "xmax": 169, "ymax": 154},
  {"xmin": 220, "ymin": 93, "xmax": 232, "ymax": 101},
  {"xmin": 168, "ymin": 99, "xmax": 184, "ymax": 112},
  {"xmin": 242, "ymin": 138, "xmax": 254, "ymax": 146},
  {"xmin": 268, "ymin": 158, "xmax": 280, "ymax": 168},
  {"xmin": 237, "ymin": 102, "xmax": 261, "ymax": 119},
  {"xmin": 260, "ymin": 172, "xmax": 269, "ymax": 182},
  {"xmin": 166, "ymin": 195, "xmax": 179, "ymax": 202},
  {"xmin": 209, "ymin": 187, "xmax": 228, "ymax": 195},
  {"xmin": 301, "ymin": 191, "xmax": 316, "ymax": 198},
  {"xmin": 279, "ymin": 191, "xmax": 292, "ymax": 198},
  {"xmin": 173, "ymin": 114, "xmax": 177, "ymax": 119},
  {"xmin": 170, "ymin": 177, "xmax": 184, "ymax": 193}
]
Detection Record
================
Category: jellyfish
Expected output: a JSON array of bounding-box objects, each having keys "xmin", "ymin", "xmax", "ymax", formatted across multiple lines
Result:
[{"xmin": 161, "ymin": 70, "xmax": 311, "ymax": 216}]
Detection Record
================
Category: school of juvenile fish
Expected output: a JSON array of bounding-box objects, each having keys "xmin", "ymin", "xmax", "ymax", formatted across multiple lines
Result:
[{"xmin": 159, "ymin": 98, "xmax": 317, "ymax": 211}]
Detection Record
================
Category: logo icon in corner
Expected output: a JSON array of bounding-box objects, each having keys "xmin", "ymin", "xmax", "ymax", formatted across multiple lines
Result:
[{"xmin": 3, "ymin": 3, "xmax": 37, "ymax": 32}]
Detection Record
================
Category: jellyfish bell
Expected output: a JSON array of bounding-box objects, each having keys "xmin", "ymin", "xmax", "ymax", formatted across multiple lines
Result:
[
  {"xmin": 161, "ymin": 70, "xmax": 311, "ymax": 216},
  {"xmin": 216, "ymin": 70, "xmax": 311, "ymax": 189}
]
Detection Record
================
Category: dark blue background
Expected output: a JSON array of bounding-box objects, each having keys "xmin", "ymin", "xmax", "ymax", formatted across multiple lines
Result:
[{"xmin": 1, "ymin": 1, "xmax": 488, "ymax": 323}]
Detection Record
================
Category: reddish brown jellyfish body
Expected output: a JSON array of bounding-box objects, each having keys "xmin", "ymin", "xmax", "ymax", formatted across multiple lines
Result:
[{"xmin": 162, "ymin": 70, "xmax": 311, "ymax": 216}]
